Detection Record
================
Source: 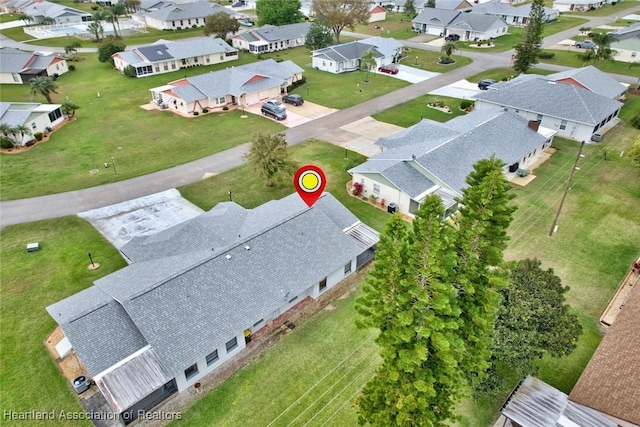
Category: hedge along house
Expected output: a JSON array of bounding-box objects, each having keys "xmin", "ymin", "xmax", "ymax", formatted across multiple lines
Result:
[
  {"xmin": 231, "ymin": 22, "xmax": 311, "ymax": 55},
  {"xmin": 148, "ymin": 59, "xmax": 303, "ymax": 115},
  {"xmin": 112, "ymin": 37, "xmax": 238, "ymax": 78},
  {"xmin": 474, "ymin": 75, "xmax": 623, "ymax": 142},
  {"xmin": 348, "ymin": 110, "xmax": 556, "ymax": 217},
  {"xmin": 0, "ymin": 47, "xmax": 68, "ymax": 84},
  {"xmin": 0, "ymin": 102, "xmax": 64, "ymax": 145},
  {"xmin": 46, "ymin": 193, "xmax": 379, "ymax": 424}
]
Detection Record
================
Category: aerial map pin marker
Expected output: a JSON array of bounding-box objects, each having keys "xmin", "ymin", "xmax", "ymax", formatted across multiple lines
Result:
[{"xmin": 294, "ymin": 165, "xmax": 326, "ymax": 207}]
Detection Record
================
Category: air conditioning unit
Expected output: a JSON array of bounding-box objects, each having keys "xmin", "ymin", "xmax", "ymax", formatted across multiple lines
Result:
[{"xmin": 72, "ymin": 375, "xmax": 90, "ymax": 394}]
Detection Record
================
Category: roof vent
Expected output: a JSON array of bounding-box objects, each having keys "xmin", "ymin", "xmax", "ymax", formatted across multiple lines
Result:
[
  {"xmin": 245, "ymin": 245, "xmax": 251, "ymax": 250},
  {"xmin": 226, "ymin": 254, "xmax": 232, "ymax": 260}
]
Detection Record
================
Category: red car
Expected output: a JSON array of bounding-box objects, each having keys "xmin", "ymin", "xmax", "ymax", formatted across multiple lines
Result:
[{"xmin": 378, "ymin": 64, "xmax": 399, "ymax": 75}]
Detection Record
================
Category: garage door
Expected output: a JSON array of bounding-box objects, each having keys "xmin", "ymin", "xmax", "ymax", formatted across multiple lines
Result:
[
  {"xmin": 427, "ymin": 26, "xmax": 442, "ymax": 36},
  {"xmin": 246, "ymin": 92, "xmax": 260, "ymax": 105}
]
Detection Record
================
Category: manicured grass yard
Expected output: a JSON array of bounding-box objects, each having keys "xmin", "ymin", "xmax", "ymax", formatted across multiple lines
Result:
[
  {"xmin": 0, "ymin": 216, "xmax": 127, "ymax": 427},
  {"xmin": 372, "ymin": 94, "xmax": 470, "ymax": 127},
  {"xmin": 352, "ymin": 10, "xmax": 419, "ymax": 40},
  {"xmin": 0, "ymin": 13, "xmax": 20, "ymax": 23},
  {"xmin": 537, "ymin": 48, "xmax": 640, "ymax": 77},
  {"xmin": 2, "ymin": 119, "xmax": 638, "ymax": 425},
  {"xmin": 0, "ymin": 45, "xmax": 412, "ymax": 201}
]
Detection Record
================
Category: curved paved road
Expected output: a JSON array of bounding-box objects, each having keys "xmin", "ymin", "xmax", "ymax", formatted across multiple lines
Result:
[{"xmin": 1, "ymin": 6, "xmax": 639, "ymax": 227}]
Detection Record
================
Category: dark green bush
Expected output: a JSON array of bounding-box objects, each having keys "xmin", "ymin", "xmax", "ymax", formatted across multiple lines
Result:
[
  {"xmin": 222, "ymin": 106, "xmax": 229, "ymax": 111},
  {"xmin": 202, "ymin": 108, "xmax": 209, "ymax": 113},
  {"xmin": 34, "ymin": 132, "xmax": 43, "ymax": 141},
  {"xmin": 538, "ymin": 51, "xmax": 555, "ymax": 59},
  {"xmin": 0, "ymin": 137, "xmax": 13, "ymax": 149},
  {"xmin": 193, "ymin": 111, "xmax": 199, "ymax": 116},
  {"xmin": 460, "ymin": 100, "xmax": 474, "ymax": 110},
  {"xmin": 69, "ymin": 64, "xmax": 76, "ymax": 71}
]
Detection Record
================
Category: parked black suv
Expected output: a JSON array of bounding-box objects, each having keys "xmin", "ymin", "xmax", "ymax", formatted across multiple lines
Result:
[
  {"xmin": 261, "ymin": 99, "xmax": 287, "ymax": 120},
  {"xmin": 444, "ymin": 34, "xmax": 460, "ymax": 42},
  {"xmin": 478, "ymin": 79, "xmax": 497, "ymax": 90},
  {"xmin": 282, "ymin": 94, "xmax": 304, "ymax": 106}
]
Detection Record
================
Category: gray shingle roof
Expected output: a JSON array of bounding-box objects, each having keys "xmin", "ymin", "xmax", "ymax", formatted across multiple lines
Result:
[
  {"xmin": 412, "ymin": 8, "xmax": 459, "ymax": 25},
  {"xmin": 0, "ymin": 47, "xmax": 32, "ymax": 73},
  {"xmin": 46, "ymin": 287, "xmax": 149, "ymax": 376},
  {"xmin": 350, "ymin": 110, "xmax": 548, "ymax": 198},
  {"xmin": 23, "ymin": 0, "xmax": 90, "ymax": 19},
  {"xmin": 474, "ymin": 77, "xmax": 623, "ymax": 126},
  {"xmin": 312, "ymin": 41, "xmax": 382, "ymax": 62},
  {"xmin": 448, "ymin": 12, "xmax": 506, "ymax": 32},
  {"xmin": 118, "ymin": 37, "xmax": 236, "ymax": 67},
  {"xmin": 236, "ymin": 22, "xmax": 311, "ymax": 44},
  {"xmin": 142, "ymin": 1, "xmax": 234, "ymax": 22},
  {"xmin": 47, "ymin": 193, "xmax": 378, "ymax": 378},
  {"xmin": 546, "ymin": 66, "xmax": 627, "ymax": 99},
  {"xmin": 164, "ymin": 59, "xmax": 302, "ymax": 102}
]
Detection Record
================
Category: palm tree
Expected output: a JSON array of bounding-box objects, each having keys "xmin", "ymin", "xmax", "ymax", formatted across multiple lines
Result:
[
  {"xmin": 125, "ymin": 0, "xmax": 141, "ymax": 13},
  {"xmin": 17, "ymin": 13, "xmax": 33, "ymax": 26},
  {"xmin": 360, "ymin": 49, "xmax": 377, "ymax": 83},
  {"xmin": 589, "ymin": 32, "xmax": 617, "ymax": 62},
  {"xmin": 64, "ymin": 41, "xmax": 82, "ymax": 60},
  {"xmin": 107, "ymin": 3, "xmax": 126, "ymax": 38},
  {"xmin": 87, "ymin": 21, "xmax": 104, "ymax": 42},
  {"xmin": 10, "ymin": 125, "xmax": 32, "ymax": 148},
  {"xmin": 440, "ymin": 41, "xmax": 457, "ymax": 63},
  {"xmin": 41, "ymin": 16, "xmax": 55, "ymax": 25},
  {"xmin": 30, "ymin": 76, "xmax": 58, "ymax": 104}
]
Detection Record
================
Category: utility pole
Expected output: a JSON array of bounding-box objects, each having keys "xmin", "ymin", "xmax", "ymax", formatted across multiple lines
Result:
[{"xmin": 549, "ymin": 140, "xmax": 585, "ymax": 236}]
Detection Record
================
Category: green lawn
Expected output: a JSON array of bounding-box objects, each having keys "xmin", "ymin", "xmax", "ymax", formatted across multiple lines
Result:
[
  {"xmin": 455, "ymin": 16, "xmax": 589, "ymax": 53},
  {"xmin": 563, "ymin": 1, "xmax": 640, "ymax": 17},
  {"xmin": 1, "ymin": 120, "xmax": 638, "ymax": 426},
  {"xmin": 372, "ymin": 94, "xmax": 470, "ymax": 127},
  {"xmin": 467, "ymin": 66, "xmax": 554, "ymax": 83},
  {"xmin": 352, "ymin": 10, "xmax": 418, "ymax": 40},
  {"xmin": 0, "ymin": 216, "xmax": 127, "ymax": 427},
  {"xmin": 397, "ymin": 48, "xmax": 472, "ymax": 72},
  {"xmin": 0, "ymin": 45, "xmax": 413, "ymax": 200},
  {"xmin": 0, "ymin": 13, "xmax": 21, "ymax": 23},
  {"xmin": 538, "ymin": 48, "xmax": 640, "ymax": 77}
]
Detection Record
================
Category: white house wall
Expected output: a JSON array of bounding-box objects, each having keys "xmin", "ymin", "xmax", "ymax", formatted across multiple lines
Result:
[
  {"xmin": 174, "ymin": 255, "xmax": 358, "ymax": 392},
  {"xmin": 0, "ymin": 72, "xmax": 22, "ymax": 84},
  {"xmin": 612, "ymin": 47, "xmax": 639, "ymax": 63},
  {"xmin": 352, "ymin": 172, "xmax": 414, "ymax": 216},
  {"xmin": 45, "ymin": 59, "xmax": 68, "ymax": 76}
]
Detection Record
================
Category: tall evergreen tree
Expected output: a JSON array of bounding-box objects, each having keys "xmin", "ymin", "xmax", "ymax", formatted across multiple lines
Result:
[
  {"xmin": 256, "ymin": 0, "xmax": 304, "ymax": 26},
  {"xmin": 403, "ymin": 0, "xmax": 416, "ymax": 17},
  {"xmin": 357, "ymin": 196, "xmax": 466, "ymax": 426},
  {"xmin": 304, "ymin": 19, "xmax": 333, "ymax": 50},
  {"xmin": 512, "ymin": 0, "xmax": 545, "ymax": 74},
  {"xmin": 453, "ymin": 156, "xmax": 516, "ymax": 386}
]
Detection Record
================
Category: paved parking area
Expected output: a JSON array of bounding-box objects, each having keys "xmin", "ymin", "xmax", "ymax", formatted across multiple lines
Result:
[
  {"xmin": 338, "ymin": 117, "xmax": 404, "ymax": 157},
  {"xmin": 374, "ymin": 64, "xmax": 440, "ymax": 84},
  {"xmin": 429, "ymin": 79, "xmax": 483, "ymax": 99},
  {"xmin": 244, "ymin": 100, "xmax": 338, "ymax": 128},
  {"xmin": 78, "ymin": 189, "xmax": 203, "ymax": 249}
]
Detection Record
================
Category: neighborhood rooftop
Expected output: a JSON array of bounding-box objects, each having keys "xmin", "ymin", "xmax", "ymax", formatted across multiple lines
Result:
[
  {"xmin": 115, "ymin": 37, "xmax": 237, "ymax": 67},
  {"xmin": 474, "ymin": 77, "xmax": 623, "ymax": 126},
  {"xmin": 546, "ymin": 66, "xmax": 627, "ymax": 100},
  {"xmin": 47, "ymin": 192, "xmax": 378, "ymax": 377}
]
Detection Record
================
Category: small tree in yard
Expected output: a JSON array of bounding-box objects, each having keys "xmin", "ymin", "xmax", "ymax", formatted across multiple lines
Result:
[
  {"xmin": 243, "ymin": 133, "xmax": 297, "ymax": 187},
  {"xmin": 61, "ymin": 100, "xmax": 80, "ymax": 120},
  {"xmin": 440, "ymin": 41, "xmax": 457, "ymax": 63},
  {"xmin": 360, "ymin": 49, "xmax": 377, "ymax": 82},
  {"xmin": 628, "ymin": 137, "xmax": 640, "ymax": 174},
  {"xmin": 203, "ymin": 12, "xmax": 240, "ymax": 39},
  {"xmin": 65, "ymin": 41, "xmax": 82, "ymax": 60},
  {"xmin": 512, "ymin": 0, "xmax": 545, "ymax": 73},
  {"xmin": 0, "ymin": 124, "xmax": 32, "ymax": 149},
  {"xmin": 304, "ymin": 18, "xmax": 333, "ymax": 50},
  {"xmin": 404, "ymin": 0, "xmax": 416, "ymax": 17},
  {"xmin": 475, "ymin": 259, "xmax": 582, "ymax": 396},
  {"xmin": 312, "ymin": 0, "xmax": 370, "ymax": 44},
  {"xmin": 256, "ymin": 0, "xmax": 304, "ymax": 26},
  {"xmin": 98, "ymin": 41, "xmax": 125, "ymax": 64},
  {"xmin": 123, "ymin": 65, "xmax": 137, "ymax": 77}
]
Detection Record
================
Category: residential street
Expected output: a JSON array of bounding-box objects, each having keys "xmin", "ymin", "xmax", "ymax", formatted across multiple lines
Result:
[{"xmin": 1, "ymin": 5, "xmax": 639, "ymax": 227}]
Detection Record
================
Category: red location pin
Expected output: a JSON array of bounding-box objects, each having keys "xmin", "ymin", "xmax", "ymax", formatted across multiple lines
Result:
[{"xmin": 294, "ymin": 165, "xmax": 326, "ymax": 207}]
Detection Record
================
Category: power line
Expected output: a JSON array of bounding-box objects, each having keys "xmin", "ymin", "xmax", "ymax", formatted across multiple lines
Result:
[{"xmin": 549, "ymin": 141, "xmax": 586, "ymax": 236}]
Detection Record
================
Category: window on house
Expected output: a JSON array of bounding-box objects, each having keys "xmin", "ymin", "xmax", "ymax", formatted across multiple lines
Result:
[
  {"xmin": 226, "ymin": 337, "xmax": 238, "ymax": 352},
  {"xmin": 194, "ymin": 57, "xmax": 198, "ymax": 63},
  {"xmin": 172, "ymin": 21, "xmax": 175, "ymax": 27},
  {"xmin": 163, "ymin": 63, "xmax": 168, "ymax": 71},
  {"xmin": 48, "ymin": 108, "xmax": 62, "ymax": 122},
  {"xmin": 559, "ymin": 120, "xmax": 567, "ymax": 130},
  {"xmin": 31, "ymin": 123, "xmax": 37, "ymax": 130},
  {"xmin": 206, "ymin": 57, "xmax": 210, "ymax": 63},
  {"xmin": 171, "ymin": 62, "xmax": 176, "ymax": 69},
  {"xmin": 182, "ymin": 59, "xmax": 187, "ymax": 65},
  {"xmin": 373, "ymin": 184, "xmax": 380, "ymax": 194},
  {"xmin": 537, "ymin": 114, "xmax": 543, "ymax": 121},
  {"xmin": 319, "ymin": 277, "xmax": 327, "ymax": 292},
  {"xmin": 344, "ymin": 262, "xmax": 352, "ymax": 275},
  {"xmin": 206, "ymin": 350, "xmax": 219, "ymax": 366},
  {"xmin": 631, "ymin": 52, "xmax": 637, "ymax": 58},
  {"xmin": 288, "ymin": 295, "xmax": 298, "ymax": 304},
  {"xmin": 155, "ymin": 65, "xmax": 160, "ymax": 72},
  {"xmin": 180, "ymin": 20, "xmax": 184, "ymax": 26},
  {"xmin": 216, "ymin": 96, "xmax": 226, "ymax": 104},
  {"xmin": 219, "ymin": 54, "xmax": 223, "ymax": 60},
  {"xmin": 12, "ymin": 73, "xmax": 20, "ymax": 82},
  {"xmin": 188, "ymin": 19, "xmax": 191, "ymax": 24},
  {"xmin": 184, "ymin": 363, "xmax": 198, "ymax": 380}
]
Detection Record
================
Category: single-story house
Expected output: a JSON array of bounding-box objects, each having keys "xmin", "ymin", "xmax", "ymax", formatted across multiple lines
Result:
[
  {"xmin": 427, "ymin": 0, "xmax": 474, "ymax": 12},
  {"xmin": 0, "ymin": 102, "xmax": 64, "ymax": 146},
  {"xmin": 547, "ymin": 66, "xmax": 627, "ymax": 100},
  {"xmin": 1, "ymin": 0, "xmax": 34, "ymax": 13},
  {"xmin": 348, "ymin": 110, "xmax": 556, "ymax": 217},
  {"xmin": 112, "ymin": 37, "xmax": 237, "ymax": 78},
  {"xmin": 569, "ymin": 268, "xmax": 640, "ymax": 427},
  {"xmin": 132, "ymin": 1, "xmax": 237, "ymax": 30},
  {"xmin": 552, "ymin": 0, "xmax": 605, "ymax": 12},
  {"xmin": 473, "ymin": 75, "xmax": 624, "ymax": 142},
  {"xmin": 311, "ymin": 36, "xmax": 403, "ymax": 74},
  {"xmin": 231, "ymin": 22, "xmax": 311, "ymax": 54},
  {"xmin": 609, "ymin": 23, "xmax": 640, "ymax": 64},
  {"xmin": 46, "ymin": 192, "xmax": 378, "ymax": 423},
  {"xmin": 369, "ymin": 4, "xmax": 387, "ymax": 22},
  {"xmin": 412, "ymin": 9, "xmax": 508, "ymax": 40},
  {"xmin": 473, "ymin": 2, "xmax": 559, "ymax": 26},
  {"xmin": 500, "ymin": 376, "xmax": 618, "ymax": 427},
  {"xmin": 21, "ymin": 0, "xmax": 91, "ymax": 24},
  {"xmin": 149, "ymin": 59, "xmax": 304, "ymax": 114},
  {"xmin": 0, "ymin": 47, "xmax": 68, "ymax": 84}
]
